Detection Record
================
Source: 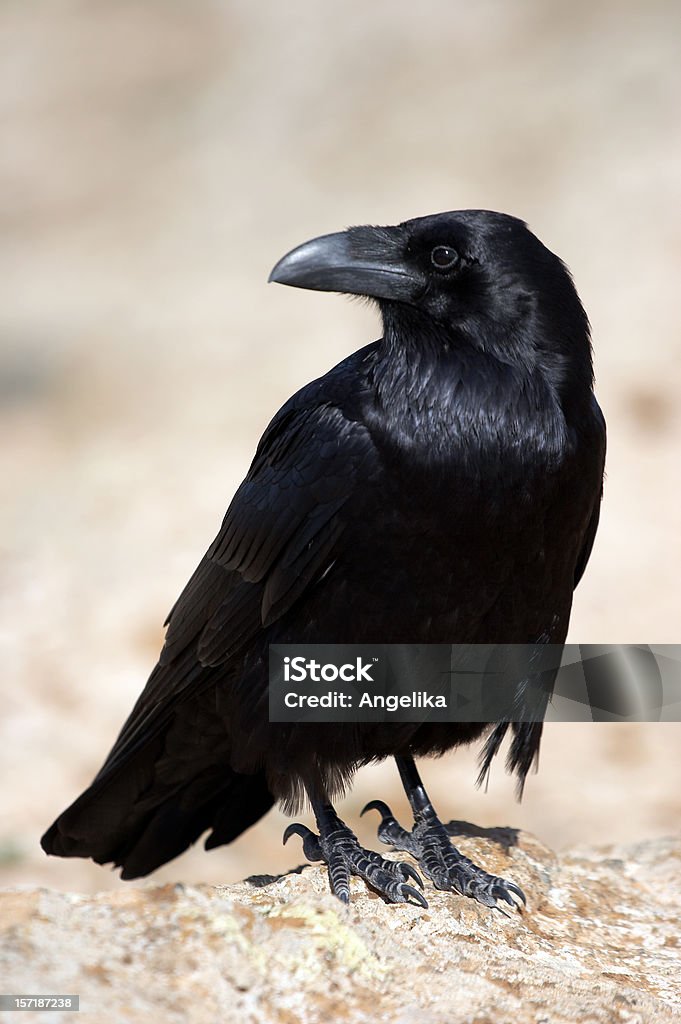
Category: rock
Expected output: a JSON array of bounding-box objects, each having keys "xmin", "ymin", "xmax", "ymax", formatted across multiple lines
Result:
[{"xmin": 1, "ymin": 831, "xmax": 680, "ymax": 1024}]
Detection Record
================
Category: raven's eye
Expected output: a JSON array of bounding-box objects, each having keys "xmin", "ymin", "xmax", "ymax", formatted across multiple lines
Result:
[{"xmin": 430, "ymin": 245, "xmax": 460, "ymax": 270}]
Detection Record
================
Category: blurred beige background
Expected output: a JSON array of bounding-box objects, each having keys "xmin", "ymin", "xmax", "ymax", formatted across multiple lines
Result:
[{"xmin": 1, "ymin": 0, "xmax": 680, "ymax": 894}]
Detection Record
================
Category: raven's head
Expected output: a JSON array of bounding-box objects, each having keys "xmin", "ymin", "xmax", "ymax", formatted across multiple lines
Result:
[{"xmin": 269, "ymin": 210, "xmax": 590, "ymax": 373}]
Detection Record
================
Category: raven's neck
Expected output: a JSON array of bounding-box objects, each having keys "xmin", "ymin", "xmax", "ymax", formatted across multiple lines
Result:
[{"xmin": 368, "ymin": 304, "xmax": 590, "ymax": 460}]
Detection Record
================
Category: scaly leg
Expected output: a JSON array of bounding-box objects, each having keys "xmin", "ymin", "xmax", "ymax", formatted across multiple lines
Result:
[
  {"xmin": 284, "ymin": 791, "xmax": 427, "ymax": 907},
  {"xmin": 362, "ymin": 755, "xmax": 525, "ymax": 911}
]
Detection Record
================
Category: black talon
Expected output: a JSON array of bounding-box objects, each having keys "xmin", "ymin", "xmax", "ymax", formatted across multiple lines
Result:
[
  {"xmin": 284, "ymin": 797, "xmax": 429, "ymax": 909},
  {"xmin": 503, "ymin": 881, "xmax": 527, "ymax": 906},
  {"xmin": 362, "ymin": 756, "xmax": 531, "ymax": 914},
  {"xmin": 283, "ymin": 778, "xmax": 524, "ymax": 913},
  {"xmin": 360, "ymin": 799, "xmax": 394, "ymax": 821},
  {"xmin": 362, "ymin": 799, "xmax": 414, "ymax": 851},
  {"xmin": 399, "ymin": 862, "xmax": 424, "ymax": 888},
  {"xmin": 282, "ymin": 822, "xmax": 324, "ymax": 861},
  {"xmin": 282, "ymin": 822, "xmax": 310, "ymax": 845},
  {"xmin": 401, "ymin": 884, "xmax": 429, "ymax": 909}
]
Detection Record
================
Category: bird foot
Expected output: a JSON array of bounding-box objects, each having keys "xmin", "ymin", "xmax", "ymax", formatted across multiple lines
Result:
[
  {"xmin": 362, "ymin": 800, "xmax": 525, "ymax": 912},
  {"xmin": 283, "ymin": 811, "xmax": 427, "ymax": 908}
]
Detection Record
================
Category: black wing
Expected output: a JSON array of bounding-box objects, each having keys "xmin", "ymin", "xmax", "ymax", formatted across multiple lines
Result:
[
  {"xmin": 166, "ymin": 399, "xmax": 377, "ymax": 658},
  {"xmin": 95, "ymin": 389, "xmax": 379, "ymax": 773},
  {"xmin": 41, "ymin": 384, "xmax": 381, "ymax": 872}
]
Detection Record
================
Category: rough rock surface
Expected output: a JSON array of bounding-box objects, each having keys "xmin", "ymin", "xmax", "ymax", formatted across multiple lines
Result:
[{"xmin": 1, "ymin": 831, "xmax": 680, "ymax": 1024}]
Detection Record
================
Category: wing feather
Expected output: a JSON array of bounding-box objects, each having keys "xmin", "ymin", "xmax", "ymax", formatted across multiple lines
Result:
[{"xmin": 160, "ymin": 398, "xmax": 376, "ymax": 671}]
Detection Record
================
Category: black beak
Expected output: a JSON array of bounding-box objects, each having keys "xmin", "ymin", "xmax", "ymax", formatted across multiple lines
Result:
[{"xmin": 268, "ymin": 226, "xmax": 426, "ymax": 303}]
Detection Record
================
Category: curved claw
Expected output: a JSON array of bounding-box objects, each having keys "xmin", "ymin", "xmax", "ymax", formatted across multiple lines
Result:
[
  {"xmin": 399, "ymin": 861, "xmax": 424, "ymax": 889},
  {"xmin": 283, "ymin": 822, "xmax": 324, "ymax": 863},
  {"xmin": 282, "ymin": 822, "xmax": 314, "ymax": 846},
  {"xmin": 401, "ymin": 884, "xmax": 429, "ymax": 909},
  {"xmin": 501, "ymin": 881, "xmax": 526, "ymax": 907},
  {"xmin": 360, "ymin": 799, "xmax": 395, "ymax": 821}
]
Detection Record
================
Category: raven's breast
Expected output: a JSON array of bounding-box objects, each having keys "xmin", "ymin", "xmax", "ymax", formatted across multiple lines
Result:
[{"xmin": 293, "ymin": 449, "xmax": 580, "ymax": 644}]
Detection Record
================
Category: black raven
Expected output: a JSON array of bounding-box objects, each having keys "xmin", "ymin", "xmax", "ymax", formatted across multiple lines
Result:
[{"xmin": 42, "ymin": 211, "xmax": 606, "ymax": 910}]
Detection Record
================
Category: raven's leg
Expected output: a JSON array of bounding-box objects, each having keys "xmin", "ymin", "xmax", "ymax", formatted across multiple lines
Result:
[
  {"xmin": 362, "ymin": 755, "xmax": 525, "ymax": 911},
  {"xmin": 283, "ymin": 792, "xmax": 427, "ymax": 907}
]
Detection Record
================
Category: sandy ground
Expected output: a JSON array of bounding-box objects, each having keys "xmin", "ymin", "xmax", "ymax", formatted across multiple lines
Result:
[{"xmin": 1, "ymin": 1, "xmax": 680, "ymax": 895}]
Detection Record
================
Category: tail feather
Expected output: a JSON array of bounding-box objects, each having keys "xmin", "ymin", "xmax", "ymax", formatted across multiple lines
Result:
[
  {"xmin": 477, "ymin": 720, "xmax": 543, "ymax": 797},
  {"xmin": 41, "ymin": 717, "xmax": 274, "ymax": 878}
]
